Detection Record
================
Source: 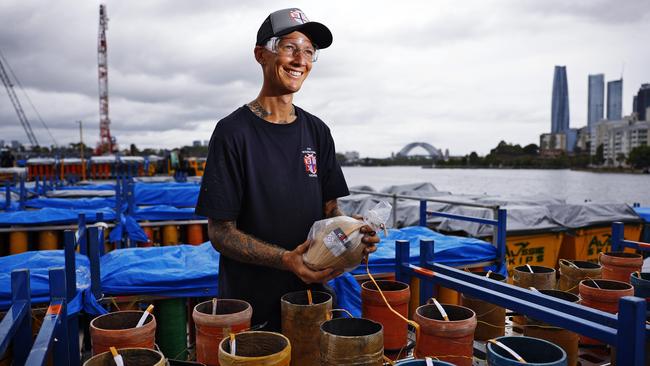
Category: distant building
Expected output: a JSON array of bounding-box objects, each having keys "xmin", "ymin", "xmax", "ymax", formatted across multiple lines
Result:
[
  {"xmin": 539, "ymin": 133, "xmax": 566, "ymax": 157},
  {"xmin": 565, "ymin": 128, "xmax": 579, "ymax": 153},
  {"xmin": 10, "ymin": 140, "xmax": 20, "ymax": 150},
  {"xmin": 576, "ymin": 126, "xmax": 591, "ymax": 153},
  {"xmin": 192, "ymin": 140, "xmax": 202, "ymax": 147},
  {"xmin": 551, "ymin": 66, "xmax": 570, "ymax": 134},
  {"xmin": 607, "ymin": 79, "xmax": 623, "ymax": 120},
  {"xmin": 633, "ymin": 83, "xmax": 650, "ymax": 121},
  {"xmin": 591, "ymin": 118, "xmax": 649, "ymax": 165},
  {"xmin": 588, "ymin": 74, "xmax": 604, "ymax": 131},
  {"xmin": 0, "ymin": 140, "xmax": 4, "ymax": 148},
  {"xmin": 343, "ymin": 151, "xmax": 360, "ymax": 163}
]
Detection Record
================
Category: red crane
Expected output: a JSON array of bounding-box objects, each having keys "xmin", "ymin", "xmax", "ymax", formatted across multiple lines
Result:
[{"xmin": 96, "ymin": 4, "xmax": 116, "ymax": 154}]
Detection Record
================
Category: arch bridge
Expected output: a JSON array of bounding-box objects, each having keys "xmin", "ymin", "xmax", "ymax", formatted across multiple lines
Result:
[{"xmin": 397, "ymin": 142, "xmax": 443, "ymax": 159}]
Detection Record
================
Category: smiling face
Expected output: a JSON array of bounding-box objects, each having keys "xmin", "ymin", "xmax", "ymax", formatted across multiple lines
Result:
[{"xmin": 256, "ymin": 31, "xmax": 314, "ymax": 95}]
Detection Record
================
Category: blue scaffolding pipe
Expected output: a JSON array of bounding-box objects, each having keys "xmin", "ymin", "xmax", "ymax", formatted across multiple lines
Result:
[
  {"xmin": 419, "ymin": 200, "xmax": 507, "ymax": 267},
  {"xmin": 0, "ymin": 269, "xmax": 32, "ymax": 365},
  {"xmin": 395, "ymin": 239, "xmax": 647, "ymax": 365},
  {"xmin": 25, "ymin": 267, "xmax": 70, "ymax": 366},
  {"xmin": 612, "ymin": 221, "xmax": 650, "ymax": 252}
]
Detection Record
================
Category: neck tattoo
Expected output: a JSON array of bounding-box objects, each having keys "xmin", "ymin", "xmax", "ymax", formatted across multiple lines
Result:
[{"xmin": 247, "ymin": 100, "xmax": 295, "ymax": 124}]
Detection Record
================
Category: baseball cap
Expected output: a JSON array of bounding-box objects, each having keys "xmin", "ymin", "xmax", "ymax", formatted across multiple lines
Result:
[{"xmin": 256, "ymin": 8, "xmax": 332, "ymax": 49}]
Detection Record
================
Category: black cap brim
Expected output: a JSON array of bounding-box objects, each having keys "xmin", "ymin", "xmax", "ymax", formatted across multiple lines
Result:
[{"xmin": 272, "ymin": 22, "xmax": 333, "ymax": 49}]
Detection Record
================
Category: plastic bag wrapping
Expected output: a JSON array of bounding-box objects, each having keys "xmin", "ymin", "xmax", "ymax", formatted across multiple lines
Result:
[{"xmin": 303, "ymin": 201, "xmax": 392, "ymax": 272}]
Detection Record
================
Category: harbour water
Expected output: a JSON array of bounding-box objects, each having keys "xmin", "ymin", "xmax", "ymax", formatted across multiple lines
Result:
[{"xmin": 342, "ymin": 167, "xmax": 650, "ymax": 206}]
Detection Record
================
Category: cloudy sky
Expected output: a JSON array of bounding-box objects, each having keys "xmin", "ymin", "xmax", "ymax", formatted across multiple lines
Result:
[{"xmin": 1, "ymin": 0, "xmax": 649, "ymax": 157}]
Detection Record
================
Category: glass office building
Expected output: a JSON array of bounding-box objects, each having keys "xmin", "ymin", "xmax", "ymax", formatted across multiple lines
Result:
[
  {"xmin": 551, "ymin": 66, "xmax": 570, "ymax": 134},
  {"xmin": 587, "ymin": 74, "xmax": 604, "ymax": 130},
  {"xmin": 607, "ymin": 79, "xmax": 623, "ymax": 120}
]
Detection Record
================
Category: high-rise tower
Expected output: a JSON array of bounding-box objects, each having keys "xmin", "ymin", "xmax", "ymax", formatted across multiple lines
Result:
[
  {"xmin": 587, "ymin": 74, "xmax": 604, "ymax": 130},
  {"xmin": 633, "ymin": 83, "xmax": 650, "ymax": 121},
  {"xmin": 551, "ymin": 66, "xmax": 570, "ymax": 133},
  {"xmin": 607, "ymin": 78, "xmax": 623, "ymax": 120}
]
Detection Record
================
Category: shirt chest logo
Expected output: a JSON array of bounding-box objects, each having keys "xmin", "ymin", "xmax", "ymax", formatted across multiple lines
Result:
[{"xmin": 302, "ymin": 148, "xmax": 318, "ymax": 178}]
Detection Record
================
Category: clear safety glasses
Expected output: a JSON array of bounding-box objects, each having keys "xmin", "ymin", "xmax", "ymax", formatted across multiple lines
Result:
[{"xmin": 264, "ymin": 37, "xmax": 319, "ymax": 62}]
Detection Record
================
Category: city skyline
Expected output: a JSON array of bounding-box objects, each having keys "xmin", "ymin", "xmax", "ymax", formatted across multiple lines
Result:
[{"xmin": 1, "ymin": 1, "xmax": 649, "ymax": 157}]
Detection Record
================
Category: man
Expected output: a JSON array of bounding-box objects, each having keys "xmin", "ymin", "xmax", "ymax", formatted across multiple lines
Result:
[{"xmin": 195, "ymin": 8, "xmax": 379, "ymax": 331}]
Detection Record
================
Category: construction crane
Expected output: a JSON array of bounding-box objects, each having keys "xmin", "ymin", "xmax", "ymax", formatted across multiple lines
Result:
[
  {"xmin": 96, "ymin": 3, "xmax": 116, "ymax": 154},
  {"xmin": 0, "ymin": 56, "xmax": 39, "ymax": 146}
]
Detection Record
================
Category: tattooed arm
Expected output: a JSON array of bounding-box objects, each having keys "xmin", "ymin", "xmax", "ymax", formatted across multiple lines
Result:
[
  {"xmin": 324, "ymin": 199, "xmax": 344, "ymax": 218},
  {"xmin": 207, "ymin": 218, "xmax": 340, "ymax": 283}
]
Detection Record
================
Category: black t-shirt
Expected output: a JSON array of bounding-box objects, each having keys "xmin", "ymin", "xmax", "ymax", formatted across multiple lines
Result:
[{"xmin": 195, "ymin": 105, "xmax": 349, "ymax": 330}]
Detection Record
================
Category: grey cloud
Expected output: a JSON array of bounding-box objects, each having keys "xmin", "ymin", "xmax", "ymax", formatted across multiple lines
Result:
[{"xmin": 519, "ymin": 0, "xmax": 650, "ymax": 24}]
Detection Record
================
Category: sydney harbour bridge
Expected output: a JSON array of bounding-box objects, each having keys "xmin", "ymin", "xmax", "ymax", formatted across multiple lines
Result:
[{"xmin": 396, "ymin": 142, "xmax": 444, "ymax": 160}]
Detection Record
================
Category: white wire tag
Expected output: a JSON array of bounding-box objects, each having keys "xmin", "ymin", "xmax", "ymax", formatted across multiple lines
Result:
[
  {"xmin": 488, "ymin": 339, "xmax": 526, "ymax": 363},
  {"xmin": 429, "ymin": 298, "xmax": 449, "ymax": 321},
  {"xmin": 229, "ymin": 333, "xmax": 236, "ymax": 355},
  {"xmin": 212, "ymin": 298, "xmax": 218, "ymax": 315},
  {"xmin": 425, "ymin": 357, "xmax": 434, "ymax": 366},
  {"xmin": 526, "ymin": 264, "xmax": 534, "ymax": 273},
  {"xmin": 136, "ymin": 304, "xmax": 154, "ymax": 328}
]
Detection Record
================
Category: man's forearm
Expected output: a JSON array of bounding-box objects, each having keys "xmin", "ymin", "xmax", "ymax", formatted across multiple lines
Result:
[
  {"xmin": 208, "ymin": 219, "xmax": 286, "ymax": 270},
  {"xmin": 324, "ymin": 199, "xmax": 344, "ymax": 218}
]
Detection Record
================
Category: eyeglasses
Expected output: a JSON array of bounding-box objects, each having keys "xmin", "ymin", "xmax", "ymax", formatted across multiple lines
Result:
[{"xmin": 264, "ymin": 37, "xmax": 319, "ymax": 62}]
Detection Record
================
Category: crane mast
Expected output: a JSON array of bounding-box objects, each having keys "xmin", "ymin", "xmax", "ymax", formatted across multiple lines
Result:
[
  {"xmin": 97, "ymin": 4, "xmax": 115, "ymax": 154},
  {"xmin": 0, "ymin": 57, "xmax": 39, "ymax": 146}
]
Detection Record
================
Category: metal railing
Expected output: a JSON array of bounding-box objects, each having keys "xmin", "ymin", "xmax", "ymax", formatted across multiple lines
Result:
[
  {"xmin": 0, "ymin": 268, "xmax": 74, "ymax": 365},
  {"xmin": 348, "ymin": 189, "xmax": 507, "ymax": 267},
  {"xmin": 395, "ymin": 239, "xmax": 647, "ymax": 365}
]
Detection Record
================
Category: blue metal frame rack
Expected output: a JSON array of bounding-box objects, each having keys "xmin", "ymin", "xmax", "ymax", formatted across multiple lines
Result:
[
  {"xmin": 0, "ymin": 267, "xmax": 73, "ymax": 365},
  {"xmin": 418, "ymin": 199, "xmax": 508, "ymax": 267},
  {"xmin": 395, "ymin": 238, "xmax": 647, "ymax": 365}
]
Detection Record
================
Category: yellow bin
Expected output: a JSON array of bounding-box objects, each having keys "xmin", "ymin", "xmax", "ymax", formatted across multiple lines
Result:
[
  {"xmin": 558, "ymin": 223, "xmax": 642, "ymax": 263},
  {"xmin": 505, "ymin": 231, "xmax": 564, "ymax": 278}
]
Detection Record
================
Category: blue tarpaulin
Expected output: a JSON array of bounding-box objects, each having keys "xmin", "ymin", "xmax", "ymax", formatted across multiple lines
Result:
[
  {"xmin": 58, "ymin": 184, "xmax": 116, "ymax": 191},
  {"xmin": 26, "ymin": 197, "xmax": 116, "ymax": 210},
  {"xmin": 351, "ymin": 226, "xmax": 499, "ymax": 276},
  {"xmin": 635, "ymin": 207, "xmax": 650, "ymax": 222},
  {"xmin": 100, "ymin": 242, "xmax": 219, "ymax": 297},
  {"xmin": 0, "ymin": 250, "xmax": 89, "ymax": 315},
  {"xmin": 109, "ymin": 214, "xmax": 149, "ymax": 243},
  {"xmin": 0, "ymin": 207, "xmax": 116, "ymax": 226},
  {"xmin": 133, "ymin": 205, "xmax": 202, "ymax": 221},
  {"xmin": 97, "ymin": 241, "xmax": 362, "ymax": 316},
  {"xmin": 134, "ymin": 183, "xmax": 199, "ymax": 207}
]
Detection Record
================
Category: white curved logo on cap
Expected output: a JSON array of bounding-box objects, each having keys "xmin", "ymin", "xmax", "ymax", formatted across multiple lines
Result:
[{"xmin": 289, "ymin": 9, "xmax": 308, "ymax": 24}]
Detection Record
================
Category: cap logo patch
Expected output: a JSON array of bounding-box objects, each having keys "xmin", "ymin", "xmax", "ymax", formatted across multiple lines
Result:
[{"xmin": 289, "ymin": 9, "xmax": 308, "ymax": 24}]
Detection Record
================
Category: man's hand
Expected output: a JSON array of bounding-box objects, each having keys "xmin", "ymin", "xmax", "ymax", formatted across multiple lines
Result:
[
  {"xmin": 360, "ymin": 225, "xmax": 380, "ymax": 256},
  {"xmin": 282, "ymin": 239, "xmax": 343, "ymax": 284}
]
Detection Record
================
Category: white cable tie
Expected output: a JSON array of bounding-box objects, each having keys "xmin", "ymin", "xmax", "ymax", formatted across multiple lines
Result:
[
  {"xmin": 136, "ymin": 304, "xmax": 154, "ymax": 328},
  {"xmin": 229, "ymin": 334, "xmax": 236, "ymax": 355},
  {"xmin": 425, "ymin": 357, "xmax": 434, "ymax": 366},
  {"xmin": 212, "ymin": 298, "xmax": 218, "ymax": 315},
  {"xmin": 526, "ymin": 264, "xmax": 534, "ymax": 273},
  {"xmin": 94, "ymin": 221, "xmax": 109, "ymax": 229},
  {"xmin": 430, "ymin": 298, "xmax": 449, "ymax": 321},
  {"xmin": 488, "ymin": 339, "xmax": 526, "ymax": 363}
]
